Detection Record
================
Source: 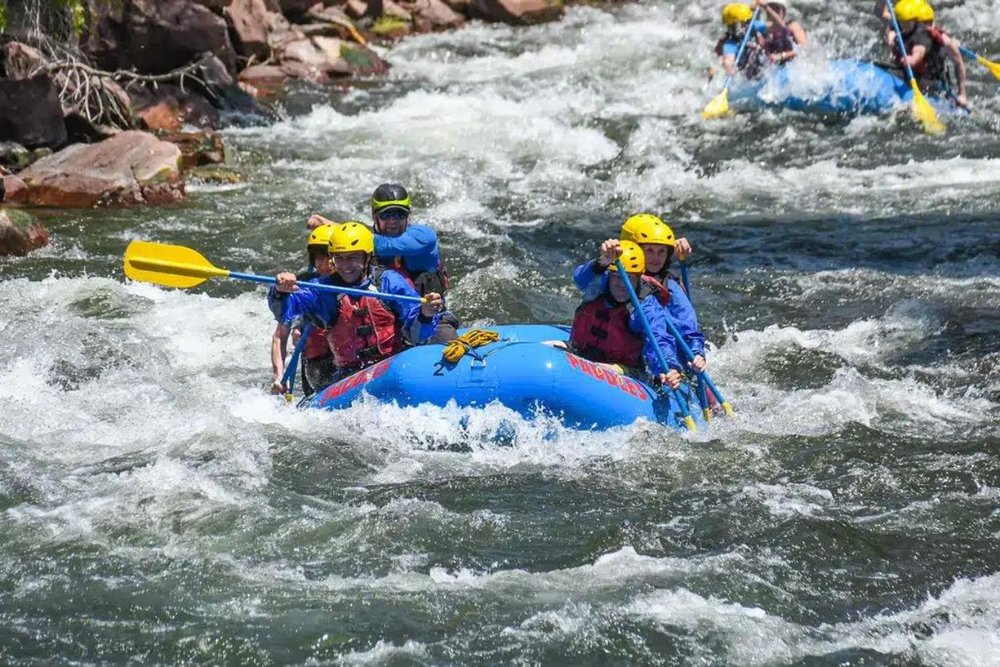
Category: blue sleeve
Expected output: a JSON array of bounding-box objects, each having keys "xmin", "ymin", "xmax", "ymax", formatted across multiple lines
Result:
[
  {"xmin": 666, "ymin": 279, "xmax": 706, "ymax": 357},
  {"xmin": 374, "ymin": 225, "xmax": 437, "ymax": 258},
  {"xmin": 268, "ymin": 279, "xmax": 339, "ymax": 328},
  {"xmin": 380, "ymin": 271, "xmax": 438, "ymax": 344},
  {"xmin": 752, "ymin": 20, "xmax": 767, "ymax": 33},
  {"xmin": 722, "ymin": 41, "xmax": 740, "ymax": 57},
  {"xmin": 629, "ymin": 295, "xmax": 680, "ymax": 374},
  {"xmin": 573, "ymin": 260, "xmax": 608, "ymax": 301}
]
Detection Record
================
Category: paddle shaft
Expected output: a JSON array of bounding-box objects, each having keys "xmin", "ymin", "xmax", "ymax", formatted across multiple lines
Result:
[
  {"xmin": 615, "ymin": 260, "xmax": 695, "ymax": 428},
  {"xmin": 233, "ymin": 271, "xmax": 425, "ymax": 304},
  {"xmin": 281, "ymin": 323, "xmax": 312, "ymax": 393}
]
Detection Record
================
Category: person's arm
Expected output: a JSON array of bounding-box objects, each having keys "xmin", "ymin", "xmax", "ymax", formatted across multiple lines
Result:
[
  {"xmin": 630, "ymin": 296, "xmax": 682, "ymax": 388},
  {"xmin": 269, "ymin": 275, "xmax": 332, "ymax": 327},
  {"xmin": 373, "ymin": 225, "xmax": 438, "ymax": 258},
  {"xmin": 755, "ymin": 0, "xmax": 787, "ymax": 29},
  {"xmin": 307, "ymin": 213, "xmax": 335, "ymax": 230},
  {"xmin": 945, "ymin": 39, "xmax": 968, "ymax": 105},
  {"xmin": 575, "ymin": 238, "xmax": 619, "ymax": 297},
  {"xmin": 382, "ymin": 271, "xmax": 440, "ymax": 344},
  {"xmin": 666, "ymin": 280, "xmax": 707, "ymax": 361},
  {"xmin": 722, "ymin": 46, "xmax": 738, "ymax": 75},
  {"xmin": 907, "ymin": 44, "xmax": 928, "ymax": 68},
  {"xmin": 790, "ymin": 21, "xmax": 808, "ymax": 47},
  {"xmin": 270, "ymin": 323, "xmax": 290, "ymax": 394}
]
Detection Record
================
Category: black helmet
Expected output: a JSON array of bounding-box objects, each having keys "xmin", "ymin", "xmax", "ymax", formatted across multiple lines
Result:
[{"xmin": 370, "ymin": 183, "xmax": 411, "ymax": 213}]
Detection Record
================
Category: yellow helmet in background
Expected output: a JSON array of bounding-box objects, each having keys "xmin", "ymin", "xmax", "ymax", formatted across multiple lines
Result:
[
  {"xmin": 307, "ymin": 223, "xmax": 336, "ymax": 251},
  {"xmin": 722, "ymin": 3, "xmax": 753, "ymax": 26},
  {"xmin": 893, "ymin": 0, "xmax": 923, "ymax": 21},
  {"xmin": 915, "ymin": 0, "xmax": 934, "ymax": 22},
  {"xmin": 608, "ymin": 240, "xmax": 646, "ymax": 274},
  {"xmin": 621, "ymin": 213, "xmax": 676, "ymax": 247},
  {"xmin": 329, "ymin": 222, "xmax": 374, "ymax": 255}
]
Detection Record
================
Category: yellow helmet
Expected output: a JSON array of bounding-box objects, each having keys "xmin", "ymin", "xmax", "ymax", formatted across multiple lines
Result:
[
  {"xmin": 915, "ymin": 0, "xmax": 934, "ymax": 21},
  {"xmin": 307, "ymin": 223, "xmax": 336, "ymax": 251},
  {"xmin": 608, "ymin": 240, "xmax": 646, "ymax": 274},
  {"xmin": 620, "ymin": 213, "xmax": 676, "ymax": 247},
  {"xmin": 722, "ymin": 3, "xmax": 753, "ymax": 26},
  {"xmin": 329, "ymin": 222, "xmax": 374, "ymax": 255},
  {"xmin": 893, "ymin": 0, "xmax": 923, "ymax": 21}
]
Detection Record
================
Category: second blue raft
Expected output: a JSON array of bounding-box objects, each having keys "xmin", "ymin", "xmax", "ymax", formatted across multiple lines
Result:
[
  {"xmin": 298, "ymin": 324, "xmax": 706, "ymax": 431},
  {"xmin": 728, "ymin": 58, "xmax": 961, "ymax": 116}
]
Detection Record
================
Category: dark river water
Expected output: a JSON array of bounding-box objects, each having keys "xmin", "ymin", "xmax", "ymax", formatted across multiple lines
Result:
[{"xmin": 1, "ymin": 1, "xmax": 999, "ymax": 663}]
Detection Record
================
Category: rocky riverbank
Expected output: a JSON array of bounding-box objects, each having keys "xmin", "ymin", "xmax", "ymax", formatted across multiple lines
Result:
[{"xmin": 0, "ymin": 0, "xmax": 566, "ymax": 255}]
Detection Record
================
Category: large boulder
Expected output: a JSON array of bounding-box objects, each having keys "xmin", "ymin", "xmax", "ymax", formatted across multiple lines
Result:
[
  {"xmin": 0, "ymin": 76, "xmax": 69, "ymax": 149},
  {"xmin": 0, "ymin": 208, "xmax": 49, "ymax": 256},
  {"xmin": 17, "ymin": 131, "xmax": 186, "ymax": 208},
  {"xmin": 87, "ymin": 0, "xmax": 238, "ymax": 76},
  {"xmin": 469, "ymin": 0, "xmax": 563, "ymax": 24},
  {"xmin": 225, "ymin": 0, "xmax": 290, "ymax": 60},
  {"xmin": 2, "ymin": 175, "xmax": 28, "ymax": 205}
]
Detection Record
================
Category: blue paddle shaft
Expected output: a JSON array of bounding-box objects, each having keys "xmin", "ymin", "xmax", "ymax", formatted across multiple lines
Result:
[
  {"xmin": 229, "ymin": 271, "xmax": 425, "ymax": 304},
  {"xmin": 281, "ymin": 323, "xmax": 312, "ymax": 391}
]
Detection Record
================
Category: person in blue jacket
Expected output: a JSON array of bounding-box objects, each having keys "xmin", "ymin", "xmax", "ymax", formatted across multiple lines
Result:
[
  {"xmin": 269, "ymin": 222, "xmax": 443, "ymax": 387},
  {"xmin": 569, "ymin": 240, "xmax": 683, "ymax": 390},
  {"xmin": 574, "ymin": 215, "xmax": 706, "ymax": 374}
]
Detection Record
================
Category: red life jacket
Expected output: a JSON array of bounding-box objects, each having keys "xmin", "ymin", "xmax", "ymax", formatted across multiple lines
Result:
[
  {"xmin": 325, "ymin": 289, "xmax": 403, "ymax": 370},
  {"xmin": 378, "ymin": 257, "xmax": 451, "ymax": 297},
  {"xmin": 568, "ymin": 277, "xmax": 669, "ymax": 369},
  {"xmin": 303, "ymin": 326, "xmax": 331, "ymax": 360},
  {"xmin": 927, "ymin": 25, "xmax": 948, "ymax": 47}
]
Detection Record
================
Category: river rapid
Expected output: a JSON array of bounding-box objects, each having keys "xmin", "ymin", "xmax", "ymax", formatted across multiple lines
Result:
[{"xmin": 2, "ymin": 0, "xmax": 999, "ymax": 663}]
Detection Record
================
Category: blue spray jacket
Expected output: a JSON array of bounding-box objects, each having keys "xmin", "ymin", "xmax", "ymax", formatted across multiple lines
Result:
[
  {"xmin": 267, "ymin": 269, "xmax": 439, "ymax": 346},
  {"xmin": 574, "ymin": 260, "xmax": 706, "ymax": 360},
  {"xmin": 373, "ymin": 223, "xmax": 442, "ymax": 274}
]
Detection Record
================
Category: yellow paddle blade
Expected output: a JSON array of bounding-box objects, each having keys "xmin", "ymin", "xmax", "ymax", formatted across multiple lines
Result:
[
  {"xmin": 124, "ymin": 240, "xmax": 230, "ymax": 289},
  {"xmin": 978, "ymin": 54, "xmax": 1000, "ymax": 81},
  {"xmin": 910, "ymin": 80, "xmax": 945, "ymax": 135},
  {"xmin": 683, "ymin": 415, "xmax": 697, "ymax": 432},
  {"xmin": 721, "ymin": 401, "xmax": 735, "ymax": 416},
  {"xmin": 703, "ymin": 407, "xmax": 713, "ymax": 422},
  {"xmin": 701, "ymin": 89, "xmax": 730, "ymax": 120}
]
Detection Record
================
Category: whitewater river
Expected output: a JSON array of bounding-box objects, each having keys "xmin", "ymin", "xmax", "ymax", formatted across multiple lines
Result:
[{"xmin": 2, "ymin": 0, "xmax": 999, "ymax": 663}]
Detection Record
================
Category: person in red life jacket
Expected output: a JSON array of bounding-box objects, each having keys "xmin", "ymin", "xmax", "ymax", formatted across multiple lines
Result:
[
  {"xmin": 569, "ymin": 240, "xmax": 683, "ymax": 390},
  {"xmin": 574, "ymin": 215, "xmax": 706, "ymax": 374},
  {"xmin": 308, "ymin": 183, "xmax": 459, "ymax": 342},
  {"xmin": 876, "ymin": 0, "xmax": 968, "ymax": 107},
  {"xmin": 270, "ymin": 224, "xmax": 337, "ymax": 395},
  {"xmin": 753, "ymin": 0, "xmax": 808, "ymax": 65},
  {"xmin": 714, "ymin": 3, "xmax": 769, "ymax": 79},
  {"xmin": 269, "ymin": 222, "xmax": 444, "ymax": 384}
]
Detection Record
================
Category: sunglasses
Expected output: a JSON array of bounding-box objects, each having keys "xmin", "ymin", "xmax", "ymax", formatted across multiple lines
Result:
[{"xmin": 376, "ymin": 208, "xmax": 409, "ymax": 221}]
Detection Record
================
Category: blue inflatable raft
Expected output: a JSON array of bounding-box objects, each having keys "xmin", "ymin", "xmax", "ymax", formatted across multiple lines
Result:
[
  {"xmin": 728, "ymin": 58, "xmax": 960, "ymax": 116},
  {"xmin": 298, "ymin": 324, "xmax": 707, "ymax": 431}
]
